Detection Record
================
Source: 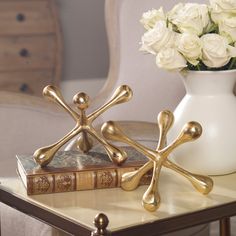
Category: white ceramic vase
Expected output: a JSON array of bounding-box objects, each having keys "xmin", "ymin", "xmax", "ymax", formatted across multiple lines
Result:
[{"xmin": 168, "ymin": 69, "xmax": 236, "ymax": 175}]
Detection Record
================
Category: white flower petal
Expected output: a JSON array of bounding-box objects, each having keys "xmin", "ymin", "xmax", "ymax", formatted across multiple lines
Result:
[
  {"xmin": 156, "ymin": 47, "xmax": 187, "ymax": 71},
  {"xmin": 201, "ymin": 33, "xmax": 232, "ymax": 68}
]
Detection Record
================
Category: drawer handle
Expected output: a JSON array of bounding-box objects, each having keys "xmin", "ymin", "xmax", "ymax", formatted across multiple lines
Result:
[
  {"xmin": 19, "ymin": 48, "xmax": 29, "ymax": 57},
  {"xmin": 20, "ymin": 83, "xmax": 28, "ymax": 92},
  {"xmin": 16, "ymin": 13, "xmax": 25, "ymax": 22}
]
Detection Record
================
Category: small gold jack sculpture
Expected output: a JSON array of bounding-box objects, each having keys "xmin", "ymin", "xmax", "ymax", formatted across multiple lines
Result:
[
  {"xmin": 34, "ymin": 85, "xmax": 132, "ymax": 167},
  {"xmin": 101, "ymin": 110, "xmax": 214, "ymax": 212}
]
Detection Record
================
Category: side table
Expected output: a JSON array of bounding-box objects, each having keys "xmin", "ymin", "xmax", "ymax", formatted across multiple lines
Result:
[{"xmin": 0, "ymin": 170, "xmax": 236, "ymax": 236}]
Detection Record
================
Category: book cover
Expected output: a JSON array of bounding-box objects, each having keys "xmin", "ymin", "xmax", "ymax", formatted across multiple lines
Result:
[{"xmin": 16, "ymin": 146, "xmax": 151, "ymax": 195}]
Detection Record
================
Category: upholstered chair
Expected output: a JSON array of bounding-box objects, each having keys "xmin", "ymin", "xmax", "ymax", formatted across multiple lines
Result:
[
  {"xmin": 91, "ymin": 0, "xmax": 236, "ymax": 235},
  {"xmin": 90, "ymin": 0, "xmax": 235, "ymax": 235},
  {"xmin": 0, "ymin": 92, "xmax": 72, "ymax": 236}
]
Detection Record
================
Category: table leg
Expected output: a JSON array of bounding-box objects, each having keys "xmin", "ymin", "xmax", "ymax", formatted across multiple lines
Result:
[{"xmin": 220, "ymin": 217, "xmax": 231, "ymax": 236}]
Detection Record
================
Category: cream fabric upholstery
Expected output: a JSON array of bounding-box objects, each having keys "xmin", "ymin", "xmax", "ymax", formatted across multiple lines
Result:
[
  {"xmin": 92, "ymin": 0, "xmax": 222, "ymax": 235},
  {"xmin": 1, "ymin": 204, "xmax": 68, "ymax": 236},
  {"xmin": 0, "ymin": 92, "xmax": 73, "ymax": 177},
  {"xmin": 95, "ymin": 0, "xmax": 202, "ymax": 122},
  {"xmin": 0, "ymin": 92, "xmax": 72, "ymax": 236}
]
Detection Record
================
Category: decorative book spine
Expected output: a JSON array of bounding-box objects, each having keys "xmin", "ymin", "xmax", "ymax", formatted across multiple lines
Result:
[{"xmin": 26, "ymin": 167, "xmax": 151, "ymax": 195}]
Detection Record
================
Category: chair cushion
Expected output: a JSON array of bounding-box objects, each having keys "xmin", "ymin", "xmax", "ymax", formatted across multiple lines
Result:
[
  {"xmin": 0, "ymin": 103, "xmax": 73, "ymax": 176},
  {"xmin": 0, "ymin": 203, "xmax": 69, "ymax": 236}
]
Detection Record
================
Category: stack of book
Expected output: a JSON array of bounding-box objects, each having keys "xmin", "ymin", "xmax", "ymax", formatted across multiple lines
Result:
[{"xmin": 17, "ymin": 146, "xmax": 151, "ymax": 195}]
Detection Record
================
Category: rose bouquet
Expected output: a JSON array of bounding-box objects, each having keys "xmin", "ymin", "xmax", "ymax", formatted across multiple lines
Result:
[{"xmin": 140, "ymin": 0, "xmax": 236, "ymax": 71}]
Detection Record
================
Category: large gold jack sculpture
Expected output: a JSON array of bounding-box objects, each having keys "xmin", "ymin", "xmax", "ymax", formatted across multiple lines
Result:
[
  {"xmin": 101, "ymin": 110, "xmax": 214, "ymax": 212},
  {"xmin": 34, "ymin": 85, "xmax": 132, "ymax": 167}
]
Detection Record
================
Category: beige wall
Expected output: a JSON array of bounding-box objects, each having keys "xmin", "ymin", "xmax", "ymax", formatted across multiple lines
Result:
[{"xmin": 57, "ymin": 0, "xmax": 109, "ymax": 81}]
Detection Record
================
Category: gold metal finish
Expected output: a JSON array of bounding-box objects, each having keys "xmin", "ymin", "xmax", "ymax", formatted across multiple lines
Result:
[
  {"xmin": 220, "ymin": 217, "xmax": 231, "ymax": 236},
  {"xmin": 34, "ymin": 85, "xmax": 132, "ymax": 167},
  {"xmin": 91, "ymin": 213, "xmax": 109, "ymax": 236},
  {"xmin": 101, "ymin": 110, "xmax": 214, "ymax": 212}
]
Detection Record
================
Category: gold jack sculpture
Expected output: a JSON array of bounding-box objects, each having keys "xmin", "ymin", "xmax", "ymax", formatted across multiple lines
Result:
[
  {"xmin": 101, "ymin": 110, "xmax": 214, "ymax": 212},
  {"xmin": 34, "ymin": 85, "xmax": 132, "ymax": 167}
]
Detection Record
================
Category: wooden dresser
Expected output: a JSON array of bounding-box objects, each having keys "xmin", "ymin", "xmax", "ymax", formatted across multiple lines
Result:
[{"xmin": 0, "ymin": 0, "xmax": 62, "ymax": 96}]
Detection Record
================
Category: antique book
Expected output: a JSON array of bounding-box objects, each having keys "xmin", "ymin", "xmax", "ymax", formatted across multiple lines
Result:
[{"xmin": 16, "ymin": 146, "xmax": 151, "ymax": 195}]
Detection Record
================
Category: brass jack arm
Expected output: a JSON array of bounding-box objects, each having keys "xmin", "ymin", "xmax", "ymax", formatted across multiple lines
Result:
[
  {"xmin": 101, "ymin": 110, "xmax": 214, "ymax": 212},
  {"xmin": 34, "ymin": 85, "xmax": 132, "ymax": 167}
]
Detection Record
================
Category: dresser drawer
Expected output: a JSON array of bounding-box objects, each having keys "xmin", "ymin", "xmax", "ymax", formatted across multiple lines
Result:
[
  {"xmin": 0, "ymin": 0, "xmax": 62, "ymax": 96},
  {"xmin": 0, "ymin": 70, "xmax": 54, "ymax": 96},
  {"xmin": 0, "ymin": 35, "xmax": 56, "ymax": 71},
  {"xmin": 0, "ymin": 1, "xmax": 55, "ymax": 35}
]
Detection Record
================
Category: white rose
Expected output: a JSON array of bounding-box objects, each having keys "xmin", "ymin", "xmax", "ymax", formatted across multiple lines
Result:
[
  {"xmin": 140, "ymin": 7, "xmax": 166, "ymax": 30},
  {"xmin": 177, "ymin": 33, "xmax": 202, "ymax": 65},
  {"xmin": 201, "ymin": 33, "xmax": 236, "ymax": 68},
  {"xmin": 167, "ymin": 3, "xmax": 184, "ymax": 31},
  {"xmin": 156, "ymin": 47, "xmax": 187, "ymax": 71},
  {"xmin": 140, "ymin": 20, "xmax": 178, "ymax": 54},
  {"xmin": 168, "ymin": 3, "xmax": 210, "ymax": 36},
  {"xmin": 210, "ymin": 0, "xmax": 236, "ymax": 23},
  {"xmin": 212, "ymin": 0, "xmax": 236, "ymax": 11},
  {"xmin": 167, "ymin": 3, "xmax": 183, "ymax": 24},
  {"xmin": 219, "ymin": 16, "xmax": 236, "ymax": 43}
]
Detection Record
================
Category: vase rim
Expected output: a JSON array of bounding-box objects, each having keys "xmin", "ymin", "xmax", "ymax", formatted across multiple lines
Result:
[{"xmin": 181, "ymin": 69, "xmax": 236, "ymax": 75}]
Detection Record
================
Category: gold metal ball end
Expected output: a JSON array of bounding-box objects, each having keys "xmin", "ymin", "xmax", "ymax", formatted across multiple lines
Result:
[
  {"xmin": 93, "ymin": 213, "xmax": 109, "ymax": 230},
  {"xmin": 183, "ymin": 121, "xmax": 202, "ymax": 141},
  {"xmin": 73, "ymin": 92, "xmax": 90, "ymax": 110}
]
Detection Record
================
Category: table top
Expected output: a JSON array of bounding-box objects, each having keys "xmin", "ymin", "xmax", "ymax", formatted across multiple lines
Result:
[{"xmin": 0, "ymin": 169, "xmax": 236, "ymax": 236}]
